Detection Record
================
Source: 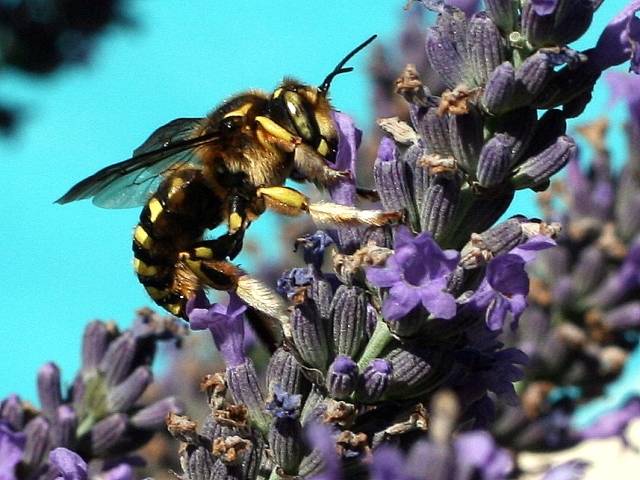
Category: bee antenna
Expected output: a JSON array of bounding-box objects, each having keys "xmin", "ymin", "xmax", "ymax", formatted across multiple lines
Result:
[{"xmin": 319, "ymin": 34, "xmax": 377, "ymax": 96}]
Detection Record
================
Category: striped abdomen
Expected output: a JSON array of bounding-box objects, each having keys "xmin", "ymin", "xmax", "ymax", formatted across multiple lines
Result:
[{"xmin": 132, "ymin": 168, "xmax": 222, "ymax": 318}]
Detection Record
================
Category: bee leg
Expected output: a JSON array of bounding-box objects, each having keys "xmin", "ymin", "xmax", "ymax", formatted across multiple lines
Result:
[
  {"xmin": 256, "ymin": 185, "xmax": 402, "ymax": 227},
  {"xmin": 181, "ymin": 239, "xmax": 243, "ymax": 292},
  {"xmin": 293, "ymin": 143, "xmax": 348, "ymax": 185},
  {"xmin": 180, "ymin": 240, "xmax": 286, "ymax": 352}
]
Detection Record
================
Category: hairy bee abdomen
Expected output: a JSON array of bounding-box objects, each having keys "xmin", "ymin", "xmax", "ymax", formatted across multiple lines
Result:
[{"xmin": 132, "ymin": 169, "xmax": 223, "ymax": 318}]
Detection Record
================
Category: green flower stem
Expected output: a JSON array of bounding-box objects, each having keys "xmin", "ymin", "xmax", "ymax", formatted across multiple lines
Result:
[{"xmin": 357, "ymin": 319, "xmax": 393, "ymax": 371}]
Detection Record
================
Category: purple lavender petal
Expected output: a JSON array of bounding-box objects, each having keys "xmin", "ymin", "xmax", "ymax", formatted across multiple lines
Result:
[
  {"xmin": 328, "ymin": 111, "xmax": 360, "ymax": 206},
  {"xmin": 589, "ymin": 0, "xmax": 640, "ymax": 72},
  {"xmin": 540, "ymin": 459, "xmax": 590, "ymax": 480},
  {"xmin": 578, "ymin": 396, "xmax": 640, "ymax": 445},
  {"xmin": 0, "ymin": 420, "xmax": 26, "ymax": 478},
  {"xmin": 187, "ymin": 291, "xmax": 247, "ymax": 368},
  {"xmin": 453, "ymin": 431, "xmax": 513, "ymax": 479},
  {"xmin": 370, "ymin": 446, "xmax": 406, "ymax": 480}
]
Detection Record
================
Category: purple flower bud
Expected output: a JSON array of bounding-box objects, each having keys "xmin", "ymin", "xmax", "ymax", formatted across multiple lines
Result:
[
  {"xmin": 514, "ymin": 51, "xmax": 555, "ymax": 104},
  {"xmin": 445, "ymin": 192, "xmax": 515, "ymax": 246},
  {"xmin": 476, "ymin": 134, "xmax": 513, "ymax": 187},
  {"xmin": 530, "ymin": 62, "xmax": 599, "ymax": 115},
  {"xmin": 511, "ymin": 135, "xmax": 576, "ymax": 190},
  {"xmin": 99, "ymin": 331, "xmax": 137, "ymax": 388},
  {"xmin": 496, "ymin": 107, "xmax": 538, "ymax": 165},
  {"xmin": 522, "ymin": 109, "xmax": 567, "ymax": 158},
  {"xmin": 71, "ymin": 373, "xmax": 86, "ymax": 417},
  {"xmin": 420, "ymin": 172, "xmax": 462, "ymax": 240},
  {"xmin": 330, "ymin": 286, "xmax": 368, "ymax": 358},
  {"xmin": 226, "ymin": 360, "xmax": 270, "ymax": 429},
  {"xmin": 81, "ymin": 320, "xmax": 111, "ymax": 373},
  {"xmin": 22, "ymin": 415, "xmax": 51, "ymax": 468},
  {"xmin": 181, "ymin": 446, "xmax": 217, "ymax": 480},
  {"xmin": 551, "ymin": 275, "xmax": 578, "ymax": 309},
  {"xmin": 522, "ymin": 0, "xmax": 594, "ymax": 47},
  {"xmin": 88, "ymin": 413, "xmax": 128, "ymax": 457},
  {"xmin": 602, "ymin": 302, "xmax": 640, "ymax": 330},
  {"xmin": 467, "ymin": 12, "xmax": 507, "ymax": 86},
  {"xmin": 106, "ymin": 366, "xmax": 152, "ymax": 413},
  {"xmin": 269, "ymin": 417, "xmax": 305, "ymax": 476},
  {"xmin": 51, "ymin": 406, "xmax": 77, "ymax": 449},
  {"xmin": 266, "ymin": 348, "xmax": 312, "ymax": 398},
  {"xmin": 411, "ymin": 105, "xmax": 453, "ymax": 157},
  {"xmin": 37, "ymin": 362, "xmax": 63, "ymax": 420},
  {"xmin": 586, "ymin": 239, "xmax": 640, "ymax": 308},
  {"xmin": 482, "ymin": 62, "xmax": 515, "ymax": 113},
  {"xmin": 130, "ymin": 397, "xmax": 184, "ymax": 430},
  {"xmin": 384, "ymin": 345, "xmax": 448, "ymax": 400},
  {"xmin": 362, "ymin": 225, "xmax": 395, "ymax": 251},
  {"xmin": 570, "ymin": 246, "xmax": 607, "ymax": 296},
  {"xmin": 290, "ymin": 299, "xmax": 329, "ymax": 370},
  {"xmin": 1, "ymin": 395, "xmax": 24, "ymax": 431},
  {"xmin": 426, "ymin": 6, "xmax": 470, "ymax": 88},
  {"xmin": 449, "ymin": 107, "xmax": 484, "ymax": 174},
  {"xmin": 459, "ymin": 217, "xmax": 530, "ymax": 268},
  {"xmin": 357, "ymin": 359, "xmax": 393, "ymax": 402},
  {"xmin": 484, "ymin": 0, "xmax": 517, "ymax": 32},
  {"xmin": 374, "ymin": 137, "xmax": 411, "ymax": 213},
  {"xmin": 326, "ymin": 355, "xmax": 358, "ymax": 399},
  {"xmin": 405, "ymin": 144, "xmax": 433, "ymax": 226}
]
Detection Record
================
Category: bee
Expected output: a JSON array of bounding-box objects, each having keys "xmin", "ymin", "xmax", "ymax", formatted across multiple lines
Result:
[{"xmin": 57, "ymin": 35, "xmax": 395, "ymax": 346}]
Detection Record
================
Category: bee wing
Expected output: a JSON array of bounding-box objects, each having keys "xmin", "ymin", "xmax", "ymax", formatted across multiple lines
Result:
[{"xmin": 56, "ymin": 118, "xmax": 217, "ymax": 209}]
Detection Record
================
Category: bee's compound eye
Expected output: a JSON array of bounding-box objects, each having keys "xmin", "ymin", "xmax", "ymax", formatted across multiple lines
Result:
[{"xmin": 283, "ymin": 91, "xmax": 316, "ymax": 143}]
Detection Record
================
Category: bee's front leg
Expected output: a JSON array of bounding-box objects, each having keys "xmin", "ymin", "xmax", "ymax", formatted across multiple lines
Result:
[
  {"xmin": 256, "ymin": 186, "xmax": 402, "ymax": 227},
  {"xmin": 292, "ymin": 143, "xmax": 348, "ymax": 185}
]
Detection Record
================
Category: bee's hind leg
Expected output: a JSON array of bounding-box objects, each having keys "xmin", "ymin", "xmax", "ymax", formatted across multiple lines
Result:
[
  {"xmin": 179, "ymin": 237, "xmax": 287, "ymax": 351},
  {"xmin": 180, "ymin": 238, "xmax": 243, "ymax": 292}
]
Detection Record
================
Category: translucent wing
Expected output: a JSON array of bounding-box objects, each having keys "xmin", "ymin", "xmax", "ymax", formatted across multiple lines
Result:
[{"xmin": 56, "ymin": 118, "xmax": 216, "ymax": 209}]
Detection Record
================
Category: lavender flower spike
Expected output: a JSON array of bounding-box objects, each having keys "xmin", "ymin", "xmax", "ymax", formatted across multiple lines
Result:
[{"xmin": 366, "ymin": 226, "xmax": 459, "ymax": 321}]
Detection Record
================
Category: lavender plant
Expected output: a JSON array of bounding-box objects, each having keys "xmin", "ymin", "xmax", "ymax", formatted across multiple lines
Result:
[
  {"xmin": 164, "ymin": 1, "xmax": 640, "ymax": 479},
  {"xmin": 0, "ymin": 310, "xmax": 186, "ymax": 479}
]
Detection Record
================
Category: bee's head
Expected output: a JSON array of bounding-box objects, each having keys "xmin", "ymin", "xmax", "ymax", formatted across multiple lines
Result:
[{"xmin": 267, "ymin": 35, "xmax": 377, "ymax": 155}]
